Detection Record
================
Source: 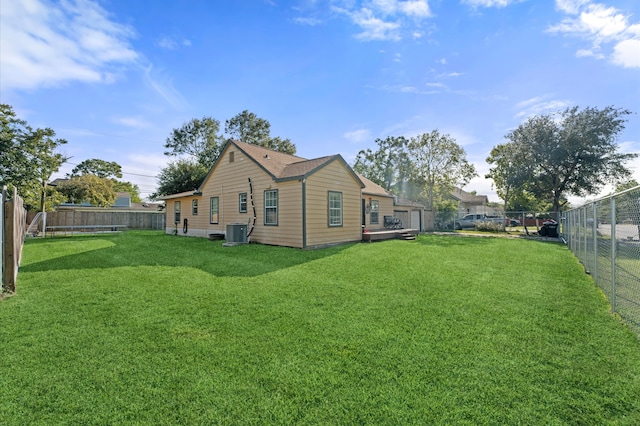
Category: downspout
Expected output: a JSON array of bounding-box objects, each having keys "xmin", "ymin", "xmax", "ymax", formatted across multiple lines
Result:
[
  {"xmin": 302, "ymin": 178, "xmax": 307, "ymax": 249},
  {"xmin": 247, "ymin": 178, "xmax": 257, "ymax": 237}
]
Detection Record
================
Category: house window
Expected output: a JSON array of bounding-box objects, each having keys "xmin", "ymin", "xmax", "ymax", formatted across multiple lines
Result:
[
  {"xmin": 174, "ymin": 201, "xmax": 181, "ymax": 224},
  {"xmin": 264, "ymin": 189, "xmax": 278, "ymax": 226},
  {"xmin": 370, "ymin": 200, "xmax": 379, "ymax": 224},
  {"xmin": 229, "ymin": 151, "xmax": 235, "ymax": 163},
  {"xmin": 210, "ymin": 197, "xmax": 219, "ymax": 224},
  {"xmin": 328, "ymin": 191, "xmax": 342, "ymax": 227},
  {"xmin": 239, "ymin": 192, "xmax": 247, "ymax": 213},
  {"xmin": 192, "ymin": 199, "xmax": 198, "ymax": 216}
]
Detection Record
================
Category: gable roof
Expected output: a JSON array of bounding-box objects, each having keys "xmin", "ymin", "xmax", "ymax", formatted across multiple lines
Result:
[
  {"xmin": 358, "ymin": 174, "xmax": 394, "ymax": 198},
  {"xmin": 198, "ymin": 140, "xmax": 364, "ymax": 190},
  {"xmin": 450, "ymin": 187, "xmax": 488, "ymax": 205},
  {"xmin": 159, "ymin": 190, "xmax": 201, "ymax": 200}
]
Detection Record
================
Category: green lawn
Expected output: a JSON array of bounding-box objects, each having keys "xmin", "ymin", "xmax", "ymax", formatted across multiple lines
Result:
[{"xmin": 2, "ymin": 231, "xmax": 639, "ymax": 425}]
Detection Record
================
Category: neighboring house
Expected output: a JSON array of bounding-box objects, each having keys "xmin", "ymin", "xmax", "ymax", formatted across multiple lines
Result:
[
  {"xmin": 49, "ymin": 179, "xmax": 163, "ymax": 211},
  {"xmin": 450, "ymin": 187, "xmax": 500, "ymax": 218},
  {"xmin": 160, "ymin": 140, "xmax": 426, "ymax": 248}
]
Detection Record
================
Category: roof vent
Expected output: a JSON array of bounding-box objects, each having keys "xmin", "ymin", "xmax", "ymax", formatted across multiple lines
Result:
[{"xmin": 264, "ymin": 154, "xmax": 270, "ymax": 159}]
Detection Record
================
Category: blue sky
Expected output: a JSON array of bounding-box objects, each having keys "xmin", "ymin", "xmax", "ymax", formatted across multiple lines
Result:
[{"xmin": 1, "ymin": 0, "xmax": 639, "ymax": 203}]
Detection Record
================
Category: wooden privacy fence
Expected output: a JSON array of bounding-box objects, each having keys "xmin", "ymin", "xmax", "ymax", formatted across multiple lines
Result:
[
  {"xmin": 2, "ymin": 187, "xmax": 27, "ymax": 294},
  {"xmin": 28, "ymin": 209, "xmax": 166, "ymax": 232}
]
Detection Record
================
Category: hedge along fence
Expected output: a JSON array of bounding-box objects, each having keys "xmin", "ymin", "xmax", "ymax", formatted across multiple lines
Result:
[
  {"xmin": 27, "ymin": 208, "xmax": 166, "ymax": 233},
  {"xmin": 2, "ymin": 187, "xmax": 27, "ymax": 294}
]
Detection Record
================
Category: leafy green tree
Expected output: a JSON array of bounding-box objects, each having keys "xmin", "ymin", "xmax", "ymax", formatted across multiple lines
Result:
[
  {"xmin": 353, "ymin": 131, "xmax": 476, "ymax": 209},
  {"xmin": 502, "ymin": 106, "xmax": 636, "ymax": 217},
  {"xmin": 164, "ymin": 116, "xmax": 224, "ymax": 168},
  {"xmin": 616, "ymin": 179, "xmax": 639, "ymax": 193},
  {"xmin": 409, "ymin": 130, "xmax": 477, "ymax": 209},
  {"xmin": 57, "ymin": 175, "xmax": 117, "ymax": 207},
  {"xmin": 157, "ymin": 111, "xmax": 297, "ymax": 197},
  {"xmin": 70, "ymin": 158, "xmax": 141, "ymax": 202},
  {"xmin": 486, "ymin": 142, "xmax": 531, "ymax": 214},
  {"xmin": 264, "ymin": 136, "xmax": 297, "ymax": 155},
  {"xmin": 151, "ymin": 159, "xmax": 208, "ymax": 199},
  {"xmin": 112, "ymin": 180, "xmax": 142, "ymax": 203},
  {"xmin": 71, "ymin": 159, "xmax": 123, "ymax": 179},
  {"xmin": 354, "ymin": 136, "xmax": 408, "ymax": 191},
  {"xmin": 434, "ymin": 199, "xmax": 459, "ymax": 228},
  {"xmin": 0, "ymin": 104, "xmax": 68, "ymax": 211},
  {"xmin": 224, "ymin": 110, "xmax": 296, "ymax": 154},
  {"xmin": 225, "ymin": 110, "xmax": 270, "ymax": 146}
]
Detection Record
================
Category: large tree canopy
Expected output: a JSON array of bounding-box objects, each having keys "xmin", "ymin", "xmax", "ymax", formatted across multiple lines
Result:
[
  {"xmin": 71, "ymin": 159, "xmax": 123, "ymax": 179},
  {"xmin": 353, "ymin": 131, "xmax": 476, "ymax": 208},
  {"xmin": 164, "ymin": 116, "xmax": 224, "ymax": 168},
  {"xmin": 409, "ymin": 130, "xmax": 477, "ymax": 209},
  {"xmin": 225, "ymin": 110, "xmax": 296, "ymax": 155},
  {"xmin": 487, "ymin": 106, "xmax": 637, "ymax": 216},
  {"xmin": 70, "ymin": 158, "xmax": 141, "ymax": 202},
  {"xmin": 57, "ymin": 175, "xmax": 117, "ymax": 207},
  {"xmin": 157, "ymin": 111, "xmax": 296, "ymax": 197},
  {"xmin": 1, "ymin": 104, "xmax": 68, "ymax": 210},
  {"xmin": 151, "ymin": 159, "xmax": 208, "ymax": 199},
  {"xmin": 112, "ymin": 180, "xmax": 142, "ymax": 203},
  {"xmin": 353, "ymin": 136, "xmax": 411, "ymax": 194}
]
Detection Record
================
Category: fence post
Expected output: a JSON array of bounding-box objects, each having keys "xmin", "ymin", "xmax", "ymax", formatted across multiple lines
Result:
[
  {"xmin": 592, "ymin": 202, "xmax": 598, "ymax": 281},
  {"xmin": 1, "ymin": 186, "xmax": 5, "ymax": 292},
  {"xmin": 610, "ymin": 195, "xmax": 616, "ymax": 313}
]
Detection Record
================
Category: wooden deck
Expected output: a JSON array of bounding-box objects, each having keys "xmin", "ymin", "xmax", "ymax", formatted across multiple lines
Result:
[{"xmin": 362, "ymin": 228, "xmax": 419, "ymax": 242}]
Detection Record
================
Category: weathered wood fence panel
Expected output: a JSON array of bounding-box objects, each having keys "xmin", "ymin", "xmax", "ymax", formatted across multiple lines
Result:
[
  {"xmin": 35, "ymin": 209, "xmax": 166, "ymax": 230},
  {"xmin": 2, "ymin": 187, "xmax": 27, "ymax": 294}
]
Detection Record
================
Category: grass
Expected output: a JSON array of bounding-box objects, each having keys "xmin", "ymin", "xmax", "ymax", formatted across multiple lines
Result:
[{"xmin": 2, "ymin": 231, "xmax": 640, "ymax": 425}]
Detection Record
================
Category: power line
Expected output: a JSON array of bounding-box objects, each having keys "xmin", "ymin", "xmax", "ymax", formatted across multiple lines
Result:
[{"xmin": 65, "ymin": 161, "xmax": 158, "ymax": 178}]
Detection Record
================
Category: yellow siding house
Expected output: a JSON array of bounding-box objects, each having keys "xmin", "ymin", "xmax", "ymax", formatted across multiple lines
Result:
[{"xmin": 160, "ymin": 140, "xmax": 365, "ymax": 248}]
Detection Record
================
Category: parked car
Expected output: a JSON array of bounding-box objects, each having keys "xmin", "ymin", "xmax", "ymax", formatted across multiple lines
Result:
[{"xmin": 455, "ymin": 214, "xmax": 506, "ymax": 229}]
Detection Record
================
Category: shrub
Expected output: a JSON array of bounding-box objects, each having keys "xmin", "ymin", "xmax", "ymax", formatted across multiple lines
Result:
[{"xmin": 475, "ymin": 221, "xmax": 505, "ymax": 232}]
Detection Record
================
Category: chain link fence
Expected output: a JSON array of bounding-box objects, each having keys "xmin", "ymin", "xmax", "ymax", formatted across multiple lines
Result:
[{"xmin": 563, "ymin": 186, "xmax": 640, "ymax": 336}]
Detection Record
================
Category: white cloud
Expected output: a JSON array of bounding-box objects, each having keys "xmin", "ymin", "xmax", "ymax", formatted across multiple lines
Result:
[
  {"xmin": 399, "ymin": 0, "xmax": 431, "ymax": 18},
  {"xmin": 555, "ymin": 0, "xmax": 589, "ymax": 14},
  {"xmin": 112, "ymin": 116, "xmax": 151, "ymax": 129},
  {"xmin": 143, "ymin": 65, "xmax": 187, "ymax": 109},
  {"xmin": 0, "ymin": 0, "xmax": 138, "ymax": 91},
  {"xmin": 344, "ymin": 129, "xmax": 372, "ymax": 143},
  {"xmin": 575, "ymin": 48, "xmax": 604, "ymax": 59},
  {"xmin": 612, "ymin": 38, "xmax": 640, "ymax": 68},
  {"xmin": 425, "ymin": 82, "xmax": 448, "ymax": 88},
  {"xmin": 332, "ymin": 0, "xmax": 433, "ymax": 42},
  {"xmin": 514, "ymin": 96, "xmax": 572, "ymax": 119},
  {"xmin": 379, "ymin": 84, "xmax": 440, "ymax": 94},
  {"xmin": 157, "ymin": 36, "xmax": 192, "ymax": 50},
  {"xmin": 462, "ymin": 0, "xmax": 516, "ymax": 8},
  {"xmin": 437, "ymin": 71, "xmax": 464, "ymax": 78},
  {"xmin": 548, "ymin": 1, "xmax": 640, "ymax": 68},
  {"xmin": 293, "ymin": 17, "xmax": 323, "ymax": 26},
  {"xmin": 351, "ymin": 8, "xmax": 402, "ymax": 41}
]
